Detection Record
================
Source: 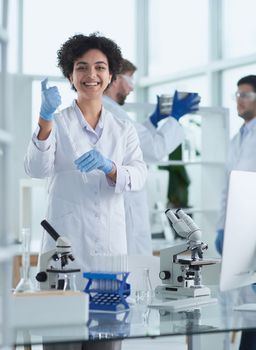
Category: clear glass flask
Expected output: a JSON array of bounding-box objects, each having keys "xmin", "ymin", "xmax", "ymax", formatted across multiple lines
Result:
[
  {"xmin": 69, "ymin": 273, "xmax": 77, "ymax": 291},
  {"xmin": 135, "ymin": 268, "xmax": 153, "ymax": 305},
  {"xmin": 57, "ymin": 273, "xmax": 78, "ymax": 291},
  {"xmin": 159, "ymin": 94, "xmax": 172, "ymax": 115},
  {"xmin": 14, "ymin": 228, "xmax": 35, "ymax": 293}
]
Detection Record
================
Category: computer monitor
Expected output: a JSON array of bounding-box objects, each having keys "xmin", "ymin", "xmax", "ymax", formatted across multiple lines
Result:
[{"xmin": 220, "ymin": 170, "xmax": 256, "ymax": 291}]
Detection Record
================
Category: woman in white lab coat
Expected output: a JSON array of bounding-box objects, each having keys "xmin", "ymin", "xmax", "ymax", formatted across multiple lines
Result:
[{"xmin": 24, "ymin": 33, "xmax": 147, "ymax": 284}]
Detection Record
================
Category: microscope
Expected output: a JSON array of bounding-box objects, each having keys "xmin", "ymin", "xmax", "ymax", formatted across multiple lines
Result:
[
  {"xmin": 36, "ymin": 220, "xmax": 81, "ymax": 290},
  {"xmin": 155, "ymin": 209, "xmax": 217, "ymax": 299}
]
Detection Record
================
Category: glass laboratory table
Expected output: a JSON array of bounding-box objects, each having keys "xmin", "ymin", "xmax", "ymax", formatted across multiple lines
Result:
[{"xmin": 5, "ymin": 286, "xmax": 256, "ymax": 350}]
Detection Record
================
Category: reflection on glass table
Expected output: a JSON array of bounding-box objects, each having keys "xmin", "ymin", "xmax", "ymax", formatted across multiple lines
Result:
[{"xmin": 10, "ymin": 286, "xmax": 256, "ymax": 350}]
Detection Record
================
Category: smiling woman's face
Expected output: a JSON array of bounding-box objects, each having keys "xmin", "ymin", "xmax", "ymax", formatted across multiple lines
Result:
[{"xmin": 69, "ymin": 49, "xmax": 112, "ymax": 100}]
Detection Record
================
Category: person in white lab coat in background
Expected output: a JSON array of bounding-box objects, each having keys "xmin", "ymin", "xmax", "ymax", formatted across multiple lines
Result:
[
  {"xmin": 103, "ymin": 59, "xmax": 200, "ymax": 255},
  {"xmin": 24, "ymin": 33, "xmax": 147, "ymax": 290},
  {"xmin": 215, "ymin": 75, "xmax": 256, "ymax": 350},
  {"xmin": 215, "ymin": 75, "xmax": 256, "ymax": 254}
]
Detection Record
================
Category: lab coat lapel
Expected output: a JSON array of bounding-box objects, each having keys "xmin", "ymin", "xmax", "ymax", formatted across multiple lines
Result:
[
  {"xmin": 234, "ymin": 131, "xmax": 243, "ymax": 161},
  {"xmin": 92, "ymin": 108, "xmax": 117, "ymax": 157},
  {"xmin": 239, "ymin": 125, "xmax": 256, "ymax": 158},
  {"xmin": 232, "ymin": 125, "xmax": 256, "ymax": 170},
  {"xmin": 62, "ymin": 105, "xmax": 92, "ymax": 158}
]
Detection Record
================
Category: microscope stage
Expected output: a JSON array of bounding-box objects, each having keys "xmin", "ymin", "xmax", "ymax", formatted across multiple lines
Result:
[{"xmin": 177, "ymin": 257, "xmax": 219, "ymax": 266}]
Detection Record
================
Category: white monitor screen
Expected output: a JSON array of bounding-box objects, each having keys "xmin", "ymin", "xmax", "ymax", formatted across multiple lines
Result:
[{"xmin": 220, "ymin": 171, "xmax": 256, "ymax": 291}]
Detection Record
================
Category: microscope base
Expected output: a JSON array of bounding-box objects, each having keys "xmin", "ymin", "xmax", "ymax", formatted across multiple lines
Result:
[{"xmin": 155, "ymin": 284, "xmax": 211, "ymax": 299}]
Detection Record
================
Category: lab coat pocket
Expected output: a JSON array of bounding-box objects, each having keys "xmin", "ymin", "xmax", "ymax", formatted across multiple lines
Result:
[
  {"xmin": 41, "ymin": 195, "xmax": 79, "ymax": 254},
  {"xmin": 47, "ymin": 195, "xmax": 75, "ymax": 221},
  {"xmin": 46, "ymin": 194, "xmax": 82, "ymax": 246}
]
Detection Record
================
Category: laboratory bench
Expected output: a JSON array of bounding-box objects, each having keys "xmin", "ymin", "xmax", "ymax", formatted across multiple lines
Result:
[{"xmin": 5, "ymin": 286, "xmax": 256, "ymax": 350}]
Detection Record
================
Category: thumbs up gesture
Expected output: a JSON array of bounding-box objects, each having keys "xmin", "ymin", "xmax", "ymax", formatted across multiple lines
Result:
[{"xmin": 40, "ymin": 78, "xmax": 62, "ymax": 121}]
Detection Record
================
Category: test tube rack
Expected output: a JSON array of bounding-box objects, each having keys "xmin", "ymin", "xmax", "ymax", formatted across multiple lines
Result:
[{"xmin": 83, "ymin": 272, "xmax": 130, "ymax": 312}]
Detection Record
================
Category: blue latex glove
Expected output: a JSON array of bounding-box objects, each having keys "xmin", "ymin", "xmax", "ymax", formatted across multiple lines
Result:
[
  {"xmin": 74, "ymin": 149, "xmax": 113, "ymax": 174},
  {"xmin": 149, "ymin": 95, "xmax": 166, "ymax": 128},
  {"xmin": 40, "ymin": 78, "xmax": 61, "ymax": 121},
  {"xmin": 215, "ymin": 229, "xmax": 224, "ymax": 255},
  {"xmin": 252, "ymin": 284, "xmax": 256, "ymax": 293},
  {"xmin": 171, "ymin": 90, "xmax": 200, "ymax": 121},
  {"xmin": 149, "ymin": 91, "xmax": 200, "ymax": 127}
]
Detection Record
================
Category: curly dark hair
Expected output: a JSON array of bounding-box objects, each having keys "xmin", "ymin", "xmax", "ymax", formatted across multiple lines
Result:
[{"xmin": 57, "ymin": 33, "xmax": 123, "ymax": 85}]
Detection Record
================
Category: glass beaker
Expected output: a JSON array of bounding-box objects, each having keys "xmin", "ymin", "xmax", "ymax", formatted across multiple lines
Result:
[
  {"xmin": 14, "ymin": 228, "xmax": 35, "ymax": 293},
  {"xmin": 135, "ymin": 268, "xmax": 153, "ymax": 305},
  {"xmin": 57, "ymin": 273, "xmax": 78, "ymax": 291},
  {"xmin": 160, "ymin": 94, "xmax": 172, "ymax": 115},
  {"xmin": 69, "ymin": 273, "xmax": 77, "ymax": 291}
]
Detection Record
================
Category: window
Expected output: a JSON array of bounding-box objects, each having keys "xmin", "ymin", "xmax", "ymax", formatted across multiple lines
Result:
[
  {"xmin": 0, "ymin": 44, "xmax": 2, "ymax": 73},
  {"xmin": 0, "ymin": 46, "xmax": 2, "ymax": 128},
  {"xmin": 148, "ymin": 0, "xmax": 208, "ymax": 76},
  {"xmin": 7, "ymin": 0, "xmax": 18, "ymax": 72},
  {"xmin": 0, "ymin": 0, "xmax": 3, "ymax": 28},
  {"xmin": 148, "ymin": 75, "xmax": 209, "ymax": 107},
  {"xmin": 23, "ymin": 0, "xmax": 135, "ymax": 75},
  {"xmin": 223, "ymin": 0, "xmax": 256, "ymax": 58}
]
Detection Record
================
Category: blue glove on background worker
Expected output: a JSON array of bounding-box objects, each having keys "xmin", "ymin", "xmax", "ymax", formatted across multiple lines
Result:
[
  {"xmin": 75, "ymin": 149, "xmax": 113, "ymax": 174},
  {"xmin": 40, "ymin": 78, "xmax": 61, "ymax": 121},
  {"xmin": 215, "ymin": 228, "xmax": 224, "ymax": 255},
  {"xmin": 150, "ymin": 90, "xmax": 200, "ymax": 127}
]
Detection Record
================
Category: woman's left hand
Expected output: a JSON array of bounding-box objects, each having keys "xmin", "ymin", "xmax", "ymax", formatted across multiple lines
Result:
[{"xmin": 75, "ymin": 149, "xmax": 113, "ymax": 174}]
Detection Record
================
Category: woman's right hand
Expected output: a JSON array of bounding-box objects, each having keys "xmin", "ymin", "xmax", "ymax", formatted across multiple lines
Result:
[
  {"xmin": 37, "ymin": 78, "xmax": 61, "ymax": 140},
  {"xmin": 40, "ymin": 78, "xmax": 61, "ymax": 121}
]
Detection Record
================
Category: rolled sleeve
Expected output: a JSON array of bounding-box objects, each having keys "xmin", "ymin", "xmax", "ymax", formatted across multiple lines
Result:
[
  {"xmin": 114, "ymin": 122, "xmax": 147, "ymax": 194},
  {"xmin": 106, "ymin": 164, "xmax": 131, "ymax": 191},
  {"xmin": 115, "ymin": 166, "xmax": 131, "ymax": 192},
  {"xmin": 32, "ymin": 125, "xmax": 54, "ymax": 152},
  {"xmin": 24, "ymin": 125, "xmax": 56, "ymax": 178}
]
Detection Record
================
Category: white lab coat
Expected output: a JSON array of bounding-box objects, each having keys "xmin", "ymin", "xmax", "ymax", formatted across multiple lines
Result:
[
  {"xmin": 217, "ymin": 123, "xmax": 256, "ymax": 229},
  {"xmin": 216, "ymin": 121, "xmax": 256, "ymax": 323},
  {"xmin": 103, "ymin": 96, "xmax": 184, "ymax": 255},
  {"xmin": 24, "ymin": 104, "xmax": 147, "ymax": 282}
]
